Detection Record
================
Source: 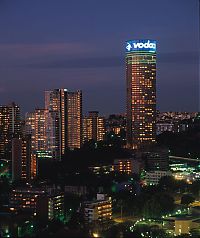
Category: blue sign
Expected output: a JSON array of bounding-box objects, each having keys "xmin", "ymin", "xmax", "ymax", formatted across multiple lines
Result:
[{"xmin": 126, "ymin": 40, "xmax": 156, "ymax": 53}]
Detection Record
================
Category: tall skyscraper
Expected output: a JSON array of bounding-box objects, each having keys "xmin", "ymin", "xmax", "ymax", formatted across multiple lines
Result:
[
  {"xmin": 82, "ymin": 111, "xmax": 105, "ymax": 144},
  {"xmin": 12, "ymin": 135, "xmax": 37, "ymax": 181},
  {"xmin": 66, "ymin": 91, "xmax": 82, "ymax": 149},
  {"xmin": 45, "ymin": 111, "xmax": 60, "ymax": 158},
  {"xmin": 126, "ymin": 40, "xmax": 156, "ymax": 149},
  {"xmin": 88, "ymin": 111, "xmax": 99, "ymax": 141},
  {"xmin": 0, "ymin": 102, "xmax": 21, "ymax": 160},
  {"xmin": 45, "ymin": 89, "xmax": 67, "ymax": 156},
  {"xmin": 45, "ymin": 89, "xmax": 82, "ymax": 153},
  {"xmin": 25, "ymin": 112, "xmax": 36, "ymax": 150},
  {"xmin": 25, "ymin": 109, "xmax": 60, "ymax": 159},
  {"xmin": 34, "ymin": 109, "xmax": 49, "ymax": 154}
]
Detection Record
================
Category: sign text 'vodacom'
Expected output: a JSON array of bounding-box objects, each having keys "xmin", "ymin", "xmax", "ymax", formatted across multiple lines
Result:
[{"xmin": 126, "ymin": 40, "xmax": 156, "ymax": 53}]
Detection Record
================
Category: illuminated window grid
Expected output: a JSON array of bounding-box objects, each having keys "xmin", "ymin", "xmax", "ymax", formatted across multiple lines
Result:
[{"xmin": 126, "ymin": 51, "xmax": 156, "ymax": 149}]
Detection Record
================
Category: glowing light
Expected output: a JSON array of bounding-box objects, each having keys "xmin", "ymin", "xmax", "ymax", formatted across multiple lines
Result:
[
  {"xmin": 93, "ymin": 233, "xmax": 100, "ymax": 238},
  {"xmin": 126, "ymin": 40, "xmax": 156, "ymax": 53}
]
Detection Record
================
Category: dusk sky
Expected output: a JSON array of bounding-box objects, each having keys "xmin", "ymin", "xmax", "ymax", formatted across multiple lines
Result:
[{"xmin": 0, "ymin": 0, "xmax": 199, "ymax": 115}]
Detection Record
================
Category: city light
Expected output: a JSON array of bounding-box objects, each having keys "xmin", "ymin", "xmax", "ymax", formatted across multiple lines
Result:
[{"xmin": 0, "ymin": 1, "xmax": 198, "ymax": 238}]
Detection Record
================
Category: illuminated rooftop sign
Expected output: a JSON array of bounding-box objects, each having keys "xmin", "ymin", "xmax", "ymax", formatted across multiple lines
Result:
[{"xmin": 126, "ymin": 40, "xmax": 156, "ymax": 53}]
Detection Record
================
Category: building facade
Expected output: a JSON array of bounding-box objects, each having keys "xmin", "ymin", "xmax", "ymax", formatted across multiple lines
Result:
[
  {"xmin": 12, "ymin": 135, "xmax": 37, "ymax": 181},
  {"xmin": 10, "ymin": 187, "xmax": 46, "ymax": 213},
  {"xmin": 145, "ymin": 170, "xmax": 172, "ymax": 185},
  {"xmin": 0, "ymin": 103, "xmax": 21, "ymax": 160},
  {"xmin": 66, "ymin": 91, "xmax": 82, "ymax": 149},
  {"xmin": 25, "ymin": 109, "xmax": 60, "ymax": 159},
  {"xmin": 83, "ymin": 111, "xmax": 105, "ymax": 144},
  {"xmin": 114, "ymin": 159, "xmax": 133, "ymax": 174},
  {"xmin": 36, "ymin": 193, "xmax": 65, "ymax": 222},
  {"xmin": 83, "ymin": 194, "xmax": 112, "ymax": 225},
  {"xmin": 114, "ymin": 158, "xmax": 142, "ymax": 175},
  {"xmin": 10, "ymin": 187, "xmax": 64, "ymax": 222},
  {"xmin": 126, "ymin": 40, "xmax": 156, "ymax": 149},
  {"xmin": 45, "ymin": 89, "xmax": 82, "ymax": 153},
  {"xmin": 144, "ymin": 147, "xmax": 170, "ymax": 171}
]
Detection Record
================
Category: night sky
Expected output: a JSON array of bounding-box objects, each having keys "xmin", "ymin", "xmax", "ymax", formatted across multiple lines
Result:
[{"xmin": 0, "ymin": 0, "xmax": 199, "ymax": 115}]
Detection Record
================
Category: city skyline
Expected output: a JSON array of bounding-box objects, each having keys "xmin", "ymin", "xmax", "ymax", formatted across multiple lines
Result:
[
  {"xmin": 0, "ymin": 0, "xmax": 199, "ymax": 115},
  {"xmin": 1, "ymin": 2, "xmax": 200, "ymax": 238}
]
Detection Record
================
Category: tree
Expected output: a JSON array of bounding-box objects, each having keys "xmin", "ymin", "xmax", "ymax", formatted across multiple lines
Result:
[
  {"xmin": 82, "ymin": 139, "xmax": 96, "ymax": 150},
  {"xmin": 190, "ymin": 228, "xmax": 200, "ymax": 238},
  {"xmin": 46, "ymin": 219, "xmax": 64, "ymax": 233},
  {"xmin": 67, "ymin": 211, "xmax": 84, "ymax": 229},
  {"xmin": 176, "ymin": 235, "xmax": 191, "ymax": 238},
  {"xmin": 181, "ymin": 194, "xmax": 195, "ymax": 206},
  {"xmin": 158, "ymin": 176, "xmax": 176, "ymax": 191},
  {"xmin": 143, "ymin": 198, "xmax": 162, "ymax": 218},
  {"xmin": 142, "ymin": 192, "xmax": 174, "ymax": 218},
  {"xmin": 0, "ymin": 177, "xmax": 10, "ymax": 208},
  {"xmin": 158, "ymin": 176, "xmax": 187, "ymax": 193},
  {"xmin": 189, "ymin": 180, "xmax": 200, "ymax": 196}
]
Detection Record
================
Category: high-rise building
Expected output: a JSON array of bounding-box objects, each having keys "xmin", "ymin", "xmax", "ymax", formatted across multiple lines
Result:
[
  {"xmin": 34, "ymin": 109, "xmax": 51, "ymax": 156},
  {"xmin": 0, "ymin": 103, "xmax": 21, "ymax": 160},
  {"xmin": 45, "ymin": 89, "xmax": 82, "ymax": 153},
  {"xmin": 126, "ymin": 40, "xmax": 156, "ymax": 149},
  {"xmin": 12, "ymin": 135, "xmax": 37, "ymax": 181},
  {"xmin": 45, "ymin": 89, "xmax": 66, "ymax": 155},
  {"xmin": 97, "ymin": 117, "xmax": 105, "ymax": 141},
  {"xmin": 88, "ymin": 111, "xmax": 98, "ymax": 140},
  {"xmin": 83, "ymin": 117, "xmax": 93, "ymax": 143},
  {"xmin": 67, "ymin": 91, "xmax": 82, "ymax": 149},
  {"xmin": 82, "ymin": 111, "xmax": 105, "ymax": 144},
  {"xmin": 12, "ymin": 138, "xmax": 21, "ymax": 181},
  {"xmin": 45, "ymin": 111, "xmax": 60, "ymax": 158},
  {"xmin": 25, "ymin": 109, "xmax": 60, "ymax": 159},
  {"xmin": 25, "ymin": 112, "xmax": 35, "ymax": 150}
]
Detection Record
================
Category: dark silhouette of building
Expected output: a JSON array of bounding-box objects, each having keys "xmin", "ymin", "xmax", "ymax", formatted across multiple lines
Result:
[
  {"xmin": 12, "ymin": 135, "xmax": 37, "ymax": 181},
  {"xmin": 0, "ymin": 102, "xmax": 21, "ymax": 160}
]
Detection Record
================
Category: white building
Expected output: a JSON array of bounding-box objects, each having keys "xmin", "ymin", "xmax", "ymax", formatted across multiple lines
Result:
[
  {"xmin": 145, "ymin": 170, "xmax": 172, "ymax": 185},
  {"xmin": 84, "ymin": 194, "xmax": 112, "ymax": 224}
]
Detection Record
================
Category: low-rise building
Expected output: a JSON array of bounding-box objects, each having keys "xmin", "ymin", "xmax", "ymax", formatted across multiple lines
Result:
[
  {"xmin": 9, "ymin": 187, "xmax": 46, "ymax": 213},
  {"xmin": 145, "ymin": 170, "xmax": 172, "ymax": 185},
  {"xmin": 156, "ymin": 122, "xmax": 174, "ymax": 135},
  {"xmin": 64, "ymin": 185, "xmax": 88, "ymax": 196},
  {"xmin": 9, "ymin": 186, "xmax": 64, "ymax": 222},
  {"xmin": 114, "ymin": 158, "xmax": 142, "ymax": 174},
  {"xmin": 89, "ymin": 165, "xmax": 114, "ymax": 175},
  {"xmin": 36, "ymin": 193, "xmax": 65, "ymax": 222},
  {"xmin": 83, "ymin": 194, "xmax": 112, "ymax": 225},
  {"xmin": 175, "ymin": 217, "xmax": 200, "ymax": 236},
  {"xmin": 144, "ymin": 148, "xmax": 170, "ymax": 172}
]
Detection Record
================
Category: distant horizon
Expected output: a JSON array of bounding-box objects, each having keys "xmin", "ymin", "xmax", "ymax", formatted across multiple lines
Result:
[
  {"xmin": 1, "ymin": 97, "xmax": 200, "ymax": 118},
  {"xmin": 3, "ymin": 99, "xmax": 197, "ymax": 120}
]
